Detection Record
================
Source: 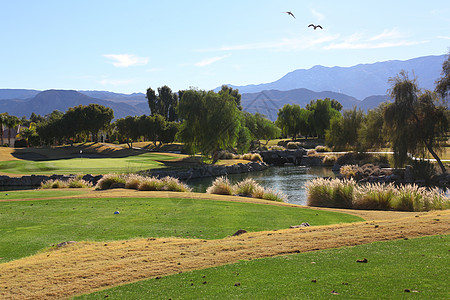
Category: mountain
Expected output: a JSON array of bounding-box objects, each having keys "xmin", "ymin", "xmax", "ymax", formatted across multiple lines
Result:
[
  {"xmin": 221, "ymin": 55, "xmax": 446, "ymax": 100},
  {"xmin": 79, "ymin": 91, "xmax": 147, "ymax": 104},
  {"xmin": 241, "ymin": 88, "xmax": 362, "ymax": 121},
  {"xmin": 0, "ymin": 90, "xmax": 148, "ymax": 119},
  {"xmin": 0, "ymin": 89, "xmax": 40, "ymax": 100}
]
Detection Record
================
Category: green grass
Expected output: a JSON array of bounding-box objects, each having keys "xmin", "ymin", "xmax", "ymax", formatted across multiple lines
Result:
[
  {"xmin": 75, "ymin": 235, "xmax": 449, "ymax": 300},
  {"xmin": 0, "ymin": 196, "xmax": 362, "ymax": 262},
  {"xmin": 0, "ymin": 153, "xmax": 177, "ymax": 175},
  {"xmin": 0, "ymin": 189, "xmax": 88, "ymax": 200}
]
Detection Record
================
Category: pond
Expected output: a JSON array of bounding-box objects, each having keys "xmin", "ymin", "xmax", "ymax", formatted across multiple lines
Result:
[{"xmin": 185, "ymin": 166, "xmax": 335, "ymax": 206}]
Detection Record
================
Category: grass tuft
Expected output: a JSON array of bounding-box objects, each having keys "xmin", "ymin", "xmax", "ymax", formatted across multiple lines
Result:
[{"xmin": 206, "ymin": 177, "xmax": 234, "ymax": 195}]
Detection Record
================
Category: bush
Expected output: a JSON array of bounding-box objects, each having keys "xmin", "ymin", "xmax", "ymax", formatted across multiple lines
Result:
[
  {"xmin": 306, "ymin": 178, "xmax": 449, "ymax": 211},
  {"xmin": 339, "ymin": 165, "xmax": 359, "ymax": 179},
  {"xmin": 287, "ymin": 142, "xmax": 301, "ymax": 149},
  {"xmin": 67, "ymin": 178, "xmax": 93, "ymax": 188},
  {"xmin": 161, "ymin": 176, "xmax": 192, "ymax": 192},
  {"xmin": 307, "ymin": 149, "xmax": 317, "ymax": 156},
  {"xmin": 269, "ymin": 145, "xmax": 285, "ymax": 151},
  {"xmin": 322, "ymin": 155, "xmax": 337, "ymax": 166},
  {"xmin": 206, "ymin": 177, "xmax": 234, "ymax": 195},
  {"xmin": 262, "ymin": 188, "xmax": 286, "ymax": 202},
  {"xmin": 41, "ymin": 179, "xmax": 68, "ymax": 189},
  {"xmin": 125, "ymin": 174, "xmax": 145, "ymax": 189},
  {"xmin": 138, "ymin": 177, "xmax": 164, "ymax": 191},
  {"xmin": 95, "ymin": 174, "xmax": 126, "ymax": 190},
  {"xmin": 411, "ymin": 160, "xmax": 437, "ymax": 184},
  {"xmin": 234, "ymin": 178, "xmax": 260, "ymax": 196},
  {"xmin": 315, "ymin": 145, "xmax": 331, "ymax": 152}
]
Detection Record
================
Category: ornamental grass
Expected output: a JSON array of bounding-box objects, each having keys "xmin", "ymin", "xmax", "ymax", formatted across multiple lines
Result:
[
  {"xmin": 41, "ymin": 178, "xmax": 93, "ymax": 189},
  {"xmin": 306, "ymin": 178, "xmax": 449, "ymax": 212}
]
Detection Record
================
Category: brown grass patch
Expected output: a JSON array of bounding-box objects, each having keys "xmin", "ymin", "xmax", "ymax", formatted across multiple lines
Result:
[{"xmin": 0, "ymin": 196, "xmax": 448, "ymax": 299}]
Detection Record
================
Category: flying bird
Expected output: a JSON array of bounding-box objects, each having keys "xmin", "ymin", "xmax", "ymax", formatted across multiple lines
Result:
[
  {"xmin": 308, "ymin": 24, "xmax": 323, "ymax": 30},
  {"xmin": 283, "ymin": 11, "xmax": 295, "ymax": 19}
]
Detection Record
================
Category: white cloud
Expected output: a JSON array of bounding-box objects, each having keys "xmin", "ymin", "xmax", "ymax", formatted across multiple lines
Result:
[
  {"xmin": 369, "ymin": 28, "xmax": 402, "ymax": 41},
  {"xmin": 194, "ymin": 54, "xmax": 231, "ymax": 67},
  {"xmin": 310, "ymin": 8, "xmax": 325, "ymax": 21},
  {"xmin": 99, "ymin": 78, "xmax": 135, "ymax": 85},
  {"xmin": 437, "ymin": 36, "xmax": 450, "ymax": 40},
  {"xmin": 103, "ymin": 54, "xmax": 149, "ymax": 67},
  {"xmin": 325, "ymin": 40, "xmax": 426, "ymax": 50}
]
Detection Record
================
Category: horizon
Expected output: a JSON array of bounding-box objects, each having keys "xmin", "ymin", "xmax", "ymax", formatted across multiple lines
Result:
[{"xmin": 1, "ymin": 1, "xmax": 449, "ymax": 94}]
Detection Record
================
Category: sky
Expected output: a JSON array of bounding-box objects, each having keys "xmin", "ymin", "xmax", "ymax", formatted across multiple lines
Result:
[{"xmin": 1, "ymin": 0, "xmax": 449, "ymax": 94}]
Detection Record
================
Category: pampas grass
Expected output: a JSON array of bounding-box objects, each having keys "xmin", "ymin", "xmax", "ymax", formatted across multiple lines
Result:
[
  {"xmin": 95, "ymin": 174, "xmax": 126, "ymax": 190},
  {"xmin": 206, "ymin": 177, "xmax": 285, "ymax": 202},
  {"xmin": 41, "ymin": 178, "xmax": 93, "ymax": 189},
  {"xmin": 306, "ymin": 178, "xmax": 449, "ymax": 211}
]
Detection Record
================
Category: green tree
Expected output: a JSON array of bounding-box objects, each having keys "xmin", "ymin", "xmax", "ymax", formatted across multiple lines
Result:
[
  {"xmin": 4, "ymin": 115, "xmax": 21, "ymax": 146},
  {"xmin": 384, "ymin": 71, "xmax": 449, "ymax": 173},
  {"xmin": 146, "ymin": 86, "xmax": 179, "ymax": 121},
  {"xmin": 0, "ymin": 113, "xmax": 7, "ymax": 145},
  {"xmin": 358, "ymin": 103, "xmax": 388, "ymax": 150},
  {"xmin": 218, "ymin": 85, "xmax": 242, "ymax": 110},
  {"xmin": 177, "ymin": 89, "xmax": 241, "ymax": 159},
  {"xmin": 325, "ymin": 106, "xmax": 364, "ymax": 151},
  {"xmin": 114, "ymin": 116, "xmax": 140, "ymax": 148},
  {"xmin": 307, "ymin": 98, "xmax": 341, "ymax": 138},
  {"xmin": 276, "ymin": 104, "xmax": 302, "ymax": 140},
  {"xmin": 435, "ymin": 51, "xmax": 450, "ymax": 100},
  {"xmin": 18, "ymin": 127, "xmax": 37, "ymax": 147}
]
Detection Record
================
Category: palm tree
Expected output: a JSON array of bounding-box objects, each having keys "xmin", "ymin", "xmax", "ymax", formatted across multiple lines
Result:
[{"xmin": 4, "ymin": 115, "xmax": 21, "ymax": 147}]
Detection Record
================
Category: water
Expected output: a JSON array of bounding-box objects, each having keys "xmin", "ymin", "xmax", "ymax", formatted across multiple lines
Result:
[{"xmin": 185, "ymin": 166, "xmax": 335, "ymax": 206}]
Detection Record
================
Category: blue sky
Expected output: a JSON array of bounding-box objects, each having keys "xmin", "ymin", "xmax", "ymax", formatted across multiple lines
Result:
[{"xmin": 1, "ymin": 0, "xmax": 449, "ymax": 94}]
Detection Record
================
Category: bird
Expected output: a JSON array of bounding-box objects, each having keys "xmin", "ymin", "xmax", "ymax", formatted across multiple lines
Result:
[
  {"xmin": 283, "ymin": 11, "xmax": 295, "ymax": 19},
  {"xmin": 308, "ymin": 24, "xmax": 323, "ymax": 30}
]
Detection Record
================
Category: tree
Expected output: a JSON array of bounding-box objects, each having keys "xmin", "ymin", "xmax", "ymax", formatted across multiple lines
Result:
[
  {"xmin": 435, "ymin": 51, "xmax": 450, "ymax": 100},
  {"xmin": 275, "ymin": 104, "xmax": 308, "ymax": 140},
  {"xmin": 218, "ymin": 85, "xmax": 242, "ymax": 110},
  {"xmin": 4, "ymin": 115, "xmax": 21, "ymax": 146},
  {"xmin": 0, "ymin": 113, "xmax": 7, "ymax": 145},
  {"xmin": 177, "ymin": 89, "xmax": 241, "ymax": 159},
  {"xmin": 146, "ymin": 86, "xmax": 179, "ymax": 121},
  {"xmin": 114, "ymin": 116, "xmax": 140, "ymax": 148},
  {"xmin": 19, "ymin": 126, "xmax": 37, "ymax": 147},
  {"xmin": 384, "ymin": 71, "xmax": 449, "ymax": 173},
  {"xmin": 358, "ymin": 103, "xmax": 388, "ymax": 150},
  {"xmin": 325, "ymin": 106, "xmax": 364, "ymax": 151},
  {"xmin": 307, "ymin": 98, "xmax": 341, "ymax": 138}
]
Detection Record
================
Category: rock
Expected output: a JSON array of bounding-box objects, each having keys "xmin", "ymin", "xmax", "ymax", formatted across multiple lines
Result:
[
  {"xmin": 232, "ymin": 229, "xmax": 247, "ymax": 236},
  {"xmin": 56, "ymin": 241, "xmax": 76, "ymax": 248},
  {"xmin": 290, "ymin": 222, "xmax": 310, "ymax": 228}
]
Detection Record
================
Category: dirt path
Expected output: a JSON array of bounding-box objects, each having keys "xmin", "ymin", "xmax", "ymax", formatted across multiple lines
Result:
[{"xmin": 1, "ymin": 209, "xmax": 448, "ymax": 300}]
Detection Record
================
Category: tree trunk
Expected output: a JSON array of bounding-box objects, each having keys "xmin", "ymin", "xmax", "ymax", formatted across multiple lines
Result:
[{"xmin": 424, "ymin": 141, "xmax": 447, "ymax": 174}]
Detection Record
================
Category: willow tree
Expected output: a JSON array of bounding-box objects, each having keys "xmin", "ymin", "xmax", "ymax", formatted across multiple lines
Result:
[
  {"xmin": 384, "ymin": 71, "xmax": 448, "ymax": 174},
  {"xmin": 435, "ymin": 51, "xmax": 450, "ymax": 100}
]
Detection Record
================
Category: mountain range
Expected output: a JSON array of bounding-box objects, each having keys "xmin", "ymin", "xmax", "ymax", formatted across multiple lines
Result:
[{"xmin": 0, "ymin": 54, "xmax": 445, "ymax": 120}]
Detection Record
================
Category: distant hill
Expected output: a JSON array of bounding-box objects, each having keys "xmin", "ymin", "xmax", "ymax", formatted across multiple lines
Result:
[
  {"xmin": 0, "ymin": 89, "xmax": 40, "ymax": 100},
  {"xmin": 241, "ymin": 88, "xmax": 362, "ymax": 121},
  {"xmin": 221, "ymin": 55, "xmax": 446, "ymax": 100},
  {"xmin": 0, "ymin": 90, "xmax": 147, "ymax": 119},
  {"xmin": 79, "ymin": 91, "xmax": 147, "ymax": 104}
]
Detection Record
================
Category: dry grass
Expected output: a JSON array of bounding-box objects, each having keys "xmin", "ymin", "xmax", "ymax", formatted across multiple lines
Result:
[{"xmin": 0, "ymin": 209, "xmax": 448, "ymax": 300}]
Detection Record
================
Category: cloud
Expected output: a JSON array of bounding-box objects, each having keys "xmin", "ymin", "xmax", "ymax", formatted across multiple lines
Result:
[
  {"xmin": 310, "ymin": 8, "xmax": 325, "ymax": 21},
  {"xmin": 325, "ymin": 29, "xmax": 427, "ymax": 50},
  {"xmin": 369, "ymin": 28, "xmax": 402, "ymax": 41},
  {"xmin": 99, "ymin": 78, "xmax": 135, "ymax": 85},
  {"xmin": 437, "ymin": 36, "xmax": 450, "ymax": 40},
  {"xmin": 200, "ymin": 35, "xmax": 339, "ymax": 52},
  {"xmin": 103, "ymin": 54, "xmax": 149, "ymax": 67},
  {"xmin": 194, "ymin": 54, "xmax": 231, "ymax": 67}
]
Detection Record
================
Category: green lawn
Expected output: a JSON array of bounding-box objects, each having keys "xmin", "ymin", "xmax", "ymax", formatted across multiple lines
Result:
[
  {"xmin": 76, "ymin": 235, "xmax": 449, "ymax": 300},
  {"xmin": 0, "ymin": 153, "xmax": 177, "ymax": 175},
  {"xmin": 0, "ymin": 189, "xmax": 88, "ymax": 200},
  {"xmin": 0, "ymin": 196, "xmax": 362, "ymax": 262}
]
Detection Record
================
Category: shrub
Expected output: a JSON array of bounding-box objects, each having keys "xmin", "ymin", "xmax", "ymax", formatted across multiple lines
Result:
[
  {"xmin": 206, "ymin": 177, "xmax": 234, "ymax": 195},
  {"xmin": 125, "ymin": 174, "xmax": 145, "ymax": 189},
  {"xmin": 269, "ymin": 145, "xmax": 285, "ymax": 151},
  {"xmin": 241, "ymin": 153, "xmax": 253, "ymax": 161},
  {"xmin": 262, "ymin": 188, "xmax": 286, "ymax": 202},
  {"xmin": 353, "ymin": 183, "xmax": 395, "ymax": 210},
  {"xmin": 339, "ymin": 165, "xmax": 359, "ymax": 179},
  {"xmin": 95, "ymin": 174, "xmax": 126, "ymax": 190},
  {"xmin": 250, "ymin": 153, "xmax": 263, "ymax": 162},
  {"xmin": 138, "ymin": 177, "xmax": 164, "ymax": 191},
  {"xmin": 214, "ymin": 150, "xmax": 234, "ymax": 160},
  {"xmin": 251, "ymin": 185, "xmax": 266, "ymax": 199},
  {"xmin": 322, "ymin": 155, "xmax": 337, "ymax": 166},
  {"xmin": 234, "ymin": 178, "xmax": 260, "ymax": 196},
  {"xmin": 315, "ymin": 145, "xmax": 331, "ymax": 152},
  {"xmin": 307, "ymin": 149, "xmax": 317, "ymax": 156},
  {"xmin": 67, "ymin": 178, "xmax": 92, "ymax": 188},
  {"xmin": 287, "ymin": 142, "xmax": 301, "ymax": 149},
  {"xmin": 305, "ymin": 178, "xmax": 335, "ymax": 207},
  {"xmin": 41, "ymin": 179, "xmax": 68, "ymax": 189},
  {"xmin": 161, "ymin": 176, "xmax": 192, "ymax": 192}
]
